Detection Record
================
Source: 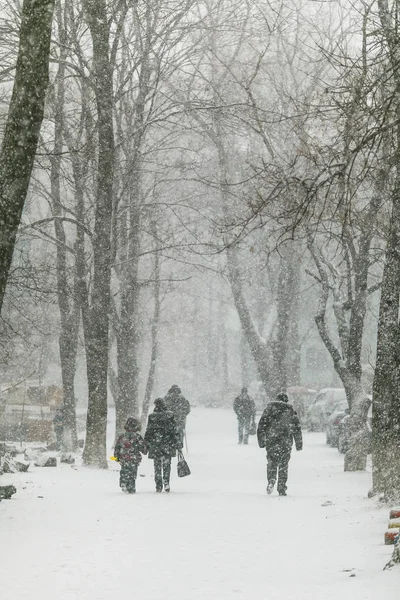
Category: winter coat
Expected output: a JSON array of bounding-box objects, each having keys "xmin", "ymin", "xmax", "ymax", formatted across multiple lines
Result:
[
  {"xmin": 233, "ymin": 393, "xmax": 256, "ymax": 420},
  {"xmin": 114, "ymin": 431, "xmax": 147, "ymax": 465},
  {"xmin": 257, "ymin": 400, "xmax": 303, "ymax": 452},
  {"xmin": 164, "ymin": 391, "xmax": 191, "ymax": 428},
  {"xmin": 53, "ymin": 409, "xmax": 63, "ymax": 433},
  {"xmin": 144, "ymin": 407, "xmax": 181, "ymax": 459}
]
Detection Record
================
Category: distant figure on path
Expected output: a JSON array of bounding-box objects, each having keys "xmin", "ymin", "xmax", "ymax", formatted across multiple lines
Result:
[
  {"xmin": 233, "ymin": 387, "xmax": 256, "ymax": 444},
  {"xmin": 114, "ymin": 417, "xmax": 147, "ymax": 494},
  {"xmin": 257, "ymin": 392, "xmax": 303, "ymax": 496},
  {"xmin": 53, "ymin": 407, "xmax": 64, "ymax": 450},
  {"xmin": 164, "ymin": 385, "xmax": 191, "ymax": 446},
  {"xmin": 144, "ymin": 398, "xmax": 182, "ymax": 493}
]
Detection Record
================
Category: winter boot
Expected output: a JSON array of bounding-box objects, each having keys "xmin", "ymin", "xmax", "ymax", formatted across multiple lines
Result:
[{"xmin": 267, "ymin": 481, "xmax": 275, "ymax": 495}]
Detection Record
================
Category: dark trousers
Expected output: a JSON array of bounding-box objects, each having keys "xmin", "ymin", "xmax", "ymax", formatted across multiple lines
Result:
[
  {"xmin": 266, "ymin": 446, "xmax": 291, "ymax": 493},
  {"xmin": 54, "ymin": 427, "xmax": 63, "ymax": 451},
  {"xmin": 153, "ymin": 456, "xmax": 172, "ymax": 491},
  {"xmin": 120, "ymin": 463, "xmax": 138, "ymax": 493},
  {"xmin": 238, "ymin": 416, "xmax": 251, "ymax": 444}
]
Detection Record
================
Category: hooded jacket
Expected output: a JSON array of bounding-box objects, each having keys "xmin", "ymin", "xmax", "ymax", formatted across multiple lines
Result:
[
  {"xmin": 114, "ymin": 421, "xmax": 147, "ymax": 465},
  {"xmin": 144, "ymin": 405, "xmax": 182, "ymax": 459},
  {"xmin": 257, "ymin": 400, "xmax": 303, "ymax": 451},
  {"xmin": 164, "ymin": 389, "xmax": 191, "ymax": 428},
  {"xmin": 233, "ymin": 392, "xmax": 256, "ymax": 420}
]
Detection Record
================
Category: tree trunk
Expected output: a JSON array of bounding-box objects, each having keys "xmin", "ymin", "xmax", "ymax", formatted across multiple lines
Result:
[
  {"xmin": 51, "ymin": 1, "xmax": 78, "ymax": 451},
  {"xmin": 287, "ymin": 257, "xmax": 301, "ymax": 386},
  {"xmin": 240, "ymin": 330, "xmax": 251, "ymax": 387},
  {"xmin": 307, "ymin": 230, "xmax": 375, "ymax": 471},
  {"xmin": 371, "ymin": 0, "xmax": 400, "ymax": 499},
  {"xmin": 115, "ymin": 204, "xmax": 141, "ymax": 438},
  {"xmin": 220, "ymin": 300, "xmax": 230, "ymax": 399},
  {"xmin": 82, "ymin": 0, "xmax": 115, "ymax": 468},
  {"xmin": 141, "ymin": 231, "xmax": 161, "ymax": 430},
  {"xmin": 215, "ymin": 133, "xmax": 272, "ymax": 396},
  {"xmin": 372, "ymin": 181, "xmax": 400, "ymax": 497},
  {"xmin": 0, "ymin": 0, "xmax": 55, "ymax": 313},
  {"xmin": 273, "ymin": 246, "xmax": 301, "ymax": 395},
  {"xmin": 228, "ymin": 247, "xmax": 271, "ymax": 393},
  {"xmin": 113, "ymin": 21, "xmax": 153, "ymax": 437}
]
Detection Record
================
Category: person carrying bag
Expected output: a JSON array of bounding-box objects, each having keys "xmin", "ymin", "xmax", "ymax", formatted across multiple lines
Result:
[{"xmin": 144, "ymin": 398, "xmax": 182, "ymax": 493}]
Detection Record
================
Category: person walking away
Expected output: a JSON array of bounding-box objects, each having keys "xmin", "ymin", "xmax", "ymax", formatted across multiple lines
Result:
[
  {"xmin": 164, "ymin": 385, "xmax": 190, "ymax": 447},
  {"xmin": 144, "ymin": 398, "xmax": 182, "ymax": 492},
  {"xmin": 257, "ymin": 392, "xmax": 302, "ymax": 495},
  {"xmin": 233, "ymin": 387, "xmax": 256, "ymax": 444},
  {"xmin": 53, "ymin": 407, "xmax": 64, "ymax": 451},
  {"xmin": 114, "ymin": 417, "xmax": 147, "ymax": 494}
]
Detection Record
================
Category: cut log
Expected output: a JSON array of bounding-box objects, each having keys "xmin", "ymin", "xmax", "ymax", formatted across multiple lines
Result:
[
  {"xmin": 389, "ymin": 518, "xmax": 400, "ymax": 529},
  {"xmin": 389, "ymin": 507, "xmax": 400, "ymax": 520},
  {"xmin": 385, "ymin": 528, "xmax": 399, "ymax": 545}
]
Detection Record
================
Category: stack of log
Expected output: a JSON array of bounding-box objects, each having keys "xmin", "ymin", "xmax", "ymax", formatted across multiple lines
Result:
[
  {"xmin": 385, "ymin": 506, "xmax": 400, "ymax": 569},
  {"xmin": 384, "ymin": 506, "xmax": 400, "ymax": 545}
]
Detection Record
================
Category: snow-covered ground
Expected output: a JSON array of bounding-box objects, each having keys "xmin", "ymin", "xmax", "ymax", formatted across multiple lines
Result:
[{"xmin": 1, "ymin": 407, "xmax": 398, "ymax": 599}]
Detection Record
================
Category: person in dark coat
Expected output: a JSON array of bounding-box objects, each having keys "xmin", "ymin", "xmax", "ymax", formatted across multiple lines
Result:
[
  {"xmin": 144, "ymin": 398, "xmax": 182, "ymax": 492},
  {"xmin": 53, "ymin": 407, "xmax": 64, "ymax": 450},
  {"xmin": 233, "ymin": 387, "xmax": 256, "ymax": 444},
  {"xmin": 164, "ymin": 385, "xmax": 191, "ymax": 446},
  {"xmin": 257, "ymin": 391, "xmax": 303, "ymax": 495},
  {"xmin": 114, "ymin": 417, "xmax": 148, "ymax": 494}
]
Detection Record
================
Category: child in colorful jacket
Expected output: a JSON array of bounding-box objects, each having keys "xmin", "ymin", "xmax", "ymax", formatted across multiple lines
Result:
[{"xmin": 114, "ymin": 417, "xmax": 147, "ymax": 493}]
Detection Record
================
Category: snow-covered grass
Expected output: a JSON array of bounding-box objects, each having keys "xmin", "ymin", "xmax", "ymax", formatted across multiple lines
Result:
[{"xmin": 1, "ymin": 407, "xmax": 398, "ymax": 599}]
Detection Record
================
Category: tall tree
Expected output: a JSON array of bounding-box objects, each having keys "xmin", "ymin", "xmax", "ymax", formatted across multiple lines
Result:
[
  {"xmin": 368, "ymin": 0, "xmax": 400, "ymax": 495},
  {"xmin": 49, "ymin": 0, "xmax": 80, "ymax": 452},
  {"xmin": 0, "ymin": 0, "xmax": 55, "ymax": 313},
  {"xmin": 82, "ymin": 0, "xmax": 115, "ymax": 467}
]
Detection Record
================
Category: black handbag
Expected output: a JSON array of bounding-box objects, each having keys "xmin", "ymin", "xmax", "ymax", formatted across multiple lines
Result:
[
  {"xmin": 249, "ymin": 420, "xmax": 257, "ymax": 435},
  {"xmin": 177, "ymin": 451, "xmax": 191, "ymax": 477}
]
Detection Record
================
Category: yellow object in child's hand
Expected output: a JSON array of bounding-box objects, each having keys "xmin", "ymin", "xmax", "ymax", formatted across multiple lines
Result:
[{"xmin": 110, "ymin": 456, "xmax": 118, "ymax": 461}]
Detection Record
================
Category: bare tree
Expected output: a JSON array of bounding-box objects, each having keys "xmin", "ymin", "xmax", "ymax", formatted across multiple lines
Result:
[
  {"xmin": 366, "ymin": 0, "xmax": 400, "ymax": 499},
  {"xmin": 81, "ymin": 0, "xmax": 115, "ymax": 468},
  {"xmin": 0, "ymin": 0, "xmax": 55, "ymax": 313},
  {"xmin": 141, "ymin": 219, "xmax": 161, "ymax": 428},
  {"xmin": 49, "ymin": 0, "xmax": 79, "ymax": 451}
]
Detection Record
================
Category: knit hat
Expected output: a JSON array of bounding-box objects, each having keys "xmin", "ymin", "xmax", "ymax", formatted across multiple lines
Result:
[
  {"xmin": 125, "ymin": 417, "xmax": 141, "ymax": 432},
  {"xmin": 277, "ymin": 392, "xmax": 289, "ymax": 403},
  {"xmin": 169, "ymin": 384, "xmax": 181, "ymax": 393},
  {"xmin": 154, "ymin": 398, "xmax": 167, "ymax": 410}
]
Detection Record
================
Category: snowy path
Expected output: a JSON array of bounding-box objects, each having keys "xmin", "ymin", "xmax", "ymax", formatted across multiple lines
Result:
[{"xmin": 1, "ymin": 408, "xmax": 398, "ymax": 599}]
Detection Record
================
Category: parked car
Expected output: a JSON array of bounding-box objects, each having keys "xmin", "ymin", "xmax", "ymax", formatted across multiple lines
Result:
[
  {"xmin": 307, "ymin": 388, "xmax": 347, "ymax": 431},
  {"xmin": 287, "ymin": 386, "xmax": 317, "ymax": 427},
  {"xmin": 326, "ymin": 402, "xmax": 349, "ymax": 447},
  {"xmin": 337, "ymin": 400, "xmax": 372, "ymax": 455}
]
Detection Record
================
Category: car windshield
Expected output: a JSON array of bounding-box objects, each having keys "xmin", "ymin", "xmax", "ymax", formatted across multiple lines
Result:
[{"xmin": 334, "ymin": 400, "xmax": 348, "ymax": 411}]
